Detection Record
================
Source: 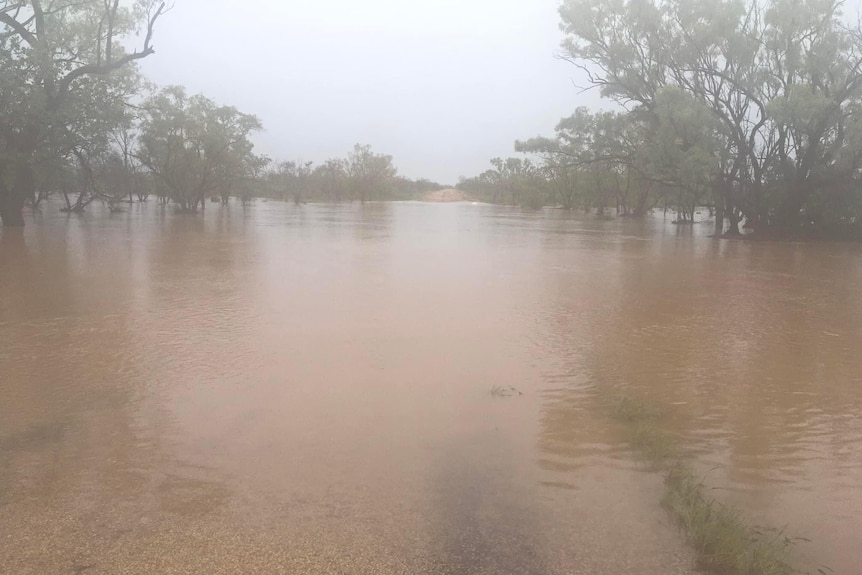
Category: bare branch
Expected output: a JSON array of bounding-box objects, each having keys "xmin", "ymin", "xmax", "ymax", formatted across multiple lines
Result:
[
  {"xmin": 105, "ymin": 0, "xmax": 119, "ymax": 64},
  {"xmin": 0, "ymin": 10, "xmax": 35, "ymax": 46},
  {"xmin": 57, "ymin": 2, "xmax": 167, "ymax": 100}
]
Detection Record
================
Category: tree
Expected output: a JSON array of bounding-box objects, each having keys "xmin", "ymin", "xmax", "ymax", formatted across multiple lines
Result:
[
  {"xmin": 517, "ymin": 108, "xmax": 661, "ymax": 215},
  {"xmin": 108, "ymin": 123, "xmax": 145, "ymax": 204},
  {"xmin": 346, "ymin": 144, "xmax": 397, "ymax": 202},
  {"xmin": 0, "ymin": 0, "xmax": 168, "ymax": 227},
  {"xmin": 54, "ymin": 65, "xmax": 144, "ymax": 213},
  {"xmin": 639, "ymin": 88, "xmax": 722, "ymax": 222},
  {"xmin": 136, "ymin": 87, "xmax": 263, "ymax": 211},
  {"xmin": 457, "ymin": 157, "xmax": 545, "ymax": 207},
  {"xmin": 271, "ymin": 160, "xmax": 314, "ymax": 205},
  {"xmin": 558, "ymin": 0, "xmax": 862, "ymax": 237},
  {"xmin": 312, "ymin": 158, "xmax": 348, "ymax": 202}
]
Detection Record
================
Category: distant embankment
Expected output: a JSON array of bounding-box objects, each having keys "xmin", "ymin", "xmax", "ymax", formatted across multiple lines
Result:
[{"xmin": 421, "ymin": 189, "xmax": 466, "ymax": 202}]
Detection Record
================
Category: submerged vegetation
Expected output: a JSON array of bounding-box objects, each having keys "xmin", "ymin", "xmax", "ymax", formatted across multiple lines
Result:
[
  {"xmin": 0, "ymin": 1, "xmax": 445, "ymax": 227},
  {"xmin": 603, "ymin": 392, "xmax": 800, "ymax": 575},
  {"xmin": 490, "ymin": 385, "xmax": 523, "ymax": 398},
  {"xmin": 461, "ymin": 0, "xmax": 862, "ymax": 239},
  {"xmin": 4, "ymin": 0, "xmax": 862, "ymax": 239},
  {"xmin": 663, "ymin": 464, "xmax": 804, "ymax": 575}
]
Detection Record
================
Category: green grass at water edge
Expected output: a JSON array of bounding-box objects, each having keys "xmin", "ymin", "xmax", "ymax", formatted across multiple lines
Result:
[
  {"xmin": 603, "ymin": 394, "xmax": 798, "ymax": 575},
  {"xmin": 662, "ymin": 463, "xmax": 795, "ymax": 575}
]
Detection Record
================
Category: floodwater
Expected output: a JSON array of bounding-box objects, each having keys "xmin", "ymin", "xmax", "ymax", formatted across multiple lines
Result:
[{"xmin": 1, "ymin": 201, "xmax": 860, "ymax": 574}]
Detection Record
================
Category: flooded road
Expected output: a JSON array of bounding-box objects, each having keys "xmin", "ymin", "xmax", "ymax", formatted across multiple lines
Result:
[{"xmin": 1, "ymin": 201, "xmax": 860, "ymax": 574}]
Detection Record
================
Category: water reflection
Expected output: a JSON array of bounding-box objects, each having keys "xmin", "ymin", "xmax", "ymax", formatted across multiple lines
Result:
[
  {"xmin": 1, "ymin": 207, "xmax": 239, "ymax": 573},
  {"xmin": 2, "ymin": 202, "xmax": 860, "ymax": 573},
  {"xmin": 531, "ymin": 216, "xmax": 862, "ymax": 573}
]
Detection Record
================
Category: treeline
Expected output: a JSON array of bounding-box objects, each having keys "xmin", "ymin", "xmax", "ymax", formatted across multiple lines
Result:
[
  {"xmin": 0, "ymin": 1, "xmax": 443, "ymax": 227},
  {"xmin": 259, "ymin": 148, "xmax": 446, "ymax": 205},
  {"xmin": 461, "ymin": 0, "xmax": 862, "ymax": 238}
]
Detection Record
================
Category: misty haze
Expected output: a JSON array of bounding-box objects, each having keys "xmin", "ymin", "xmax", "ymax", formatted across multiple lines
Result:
[{"xmin": 2, "ymin": 1, "xmax": 862, "ymax": 574}]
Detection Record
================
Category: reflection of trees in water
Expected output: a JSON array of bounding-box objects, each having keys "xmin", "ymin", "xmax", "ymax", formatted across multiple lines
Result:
[
  {"xmin": 522, "ymin": 222, "xmax": 862, "ymax": 575},
  {"xmin": 532, "ymin": 224, "xmax": 862, "ymax": 503},
  {"xmin": 0, "ymin": 227, "xmax": 78, "ymax": 319},
  {"xmin": 353, "ymin": 201, "xmax": 393, "ymax": 241},
  {"xmin": 1, "ymin": 214, "xmax": 244, "ymax": 560},
  {"xmin": 0, "ymin": 310, "xmax": 232, "ymax": 526}
]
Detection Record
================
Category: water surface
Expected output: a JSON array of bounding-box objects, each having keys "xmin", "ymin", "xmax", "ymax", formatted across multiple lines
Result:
[{"xmin": 1, "ymin": 201, "xmax": 860, "ymax": 574}]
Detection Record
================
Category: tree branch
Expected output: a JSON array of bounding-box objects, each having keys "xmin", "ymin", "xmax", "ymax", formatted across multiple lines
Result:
[
  {"xmin": 105, "ymin": 0, "xmax": 119, "ymax": 64},
  {"xmin": 56, "ymin": 2, "xmax": 166, "ymax": 100},
  {"xmin": 0, "ymin": 10, "xmax": 35, "ymax": 46}
]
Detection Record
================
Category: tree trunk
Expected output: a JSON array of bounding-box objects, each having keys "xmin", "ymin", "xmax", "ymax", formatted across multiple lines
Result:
[
  {"xmin": 714, "ymin": 203, "xmax": 725, "ymax": 236},
  {"xmin": 0, "ymin": 186, "xmax": 26, "ymax": 227},
  {"xmin": 726, "ymin": 206, "xmax": 741, "ymax": 236},
  {"xmin": 0, "ymin": 159, "xmax": 34, "ymax": 227},
  {"xmin": 1, "ymin": 129, "xmax": 39, "ymax": 227},
  {"xmin": 778, "ymin": 180, "xmax": 806, "ymax": 232}
]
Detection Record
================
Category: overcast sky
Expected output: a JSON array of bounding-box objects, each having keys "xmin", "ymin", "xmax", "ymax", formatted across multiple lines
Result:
[{"xmin": 137, "ymin": 0, "xmax": 598, "ymax": 184}]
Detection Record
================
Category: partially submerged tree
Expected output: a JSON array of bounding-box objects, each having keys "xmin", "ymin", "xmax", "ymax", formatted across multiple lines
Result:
[
  {"xmin": 136, "ymin": 87, "xmax": 263, "ymax": 211},
  {"xmin": 272, "ymin": 160, "xmax": 315, "ymax": 205},
  {"xmin": 346, "ymin": 144, "xmax": 397, "ymax": 202},
  {"xmin": 57, "ymin": 65, "xmax": 143, "ymax": 213},
  {"xmin": 457, "ymin": 157, "xmax": 545, "ymax": 207},
  {"xmin": 0, "ymin": 0, "xmax": 168, "ymax": 226},
  {"xmin": 312, "ymin": 158, "xmax": 348, "ymax": 203},
  {"xmin": 557, "ymin": 0, "xmax": 862, "ymax": 236}
]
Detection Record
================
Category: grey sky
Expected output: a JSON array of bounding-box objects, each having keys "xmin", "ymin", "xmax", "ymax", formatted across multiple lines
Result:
[{"xmin": 137, "ymin": 0, "xmax": 595, "ymax": 184}]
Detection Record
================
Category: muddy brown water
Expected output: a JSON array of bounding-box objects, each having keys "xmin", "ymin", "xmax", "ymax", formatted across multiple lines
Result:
[{"xmin": 1, "ymin": 201, "xmax": 860, "ymax": 574}]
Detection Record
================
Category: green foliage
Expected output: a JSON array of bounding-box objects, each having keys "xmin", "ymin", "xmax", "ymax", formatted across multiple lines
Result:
[
  {"xmin": 516, "ymin": 108, "xmax": 660, "ymax": 214},
  {"xmin": 346, "ymin": 144, "xmax": 398, "ymax": 202},
  {"xmin": 603, "ymin": 393, "xmax": 799, "ymax": 575},
  {"xmin": 137, "ymin": 86, "xmax": 263, "ymax": 211},
  {"xmin": 457, "ymin": 157, "xmax": 546, "ymax": 208},
  {"xmin": 257, "ymin": 146, "xmax": 435, "ymax": 204},
  {"xmin": 555, "ymin": 0, "xmax": 862, "ymax": 236},
  {"xmin": 271, "ymin": 160, "xmax": 315, "ymax": 205},
  {"xmin": 0, "ymin": 0, "xmax": 167, "ymax": 225},
  {"xmin": 663, "ymin": 464, "xmax": 795, "ymax": 575}
]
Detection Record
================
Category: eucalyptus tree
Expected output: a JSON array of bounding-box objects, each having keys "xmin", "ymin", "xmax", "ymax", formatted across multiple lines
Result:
[
  {"xmin": 346, "ymin": 144, "xmax": 397, "ymax": 202},
  {"xmin": 136, "ymin": 86, "xmax": 263, "ymax": 211},
  {"xmin": 761, "ymin": 0, "xmax": 862, "ymax": 231},
  {"xmin": 559, "ymin": 0, "xmax": 862, "ymax": 236},
  {"xmin": 518, "ymin": 108, "xmax": 616, "ymax": 212},
  {"xmin": 56, "ymin": 64, "xmax": 144, "ymax": 212},
  {"xmin": 101, "ymin": 121, "xmax": 146, "ymax": 204},
  {"xmin": 488, "ymin": 157, "xmax": 546, "ymax": 207},
  {"xmin": 518, "ymin": 107, "xmax": 667, "ymax": 215},
  {"xmin": 639, "ymin": 88, "xmax": 723, "ymax": 222},
  {"xmin": 457, "ymin": 157, "xmax": 545, "ymax": 207},
  {"xmin": 0, "ymin": 0, "xmax": 168, "ymax": 226},
  {"xmin": 271, "ymin": 160, "xmax": 314, "ymax": 205},
  {"xmin": 312, "ymin": 158, "xmax": 349, "ymax": 202}
]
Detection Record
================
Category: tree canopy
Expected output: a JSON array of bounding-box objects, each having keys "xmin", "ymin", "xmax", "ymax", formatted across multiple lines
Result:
[
  {"xmin": 462, "ymin": 0, "xmax": 862, "ymax": 238},
  {"xmin": 0, "ymin": 2, "xmax": 439, "ymax": 224},
  {"xmin": 0, "ymin": 0, "xmax": 167, "ymax": 226},
  {"xmin": 137, "ymin": 86, "xmax": 264, "ymax": 211}
]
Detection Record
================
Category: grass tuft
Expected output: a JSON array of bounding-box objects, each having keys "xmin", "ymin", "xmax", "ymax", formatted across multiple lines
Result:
[
  {"xmin": 602, "ymin": 394, "xmax": 799, "ymax": 575},
  {"xmin": 629, "ymin": 423, "xmax": 680, "ymax": 463},
  {"xmin": 662, "ymin": 463, "xmax": 794, "ymax": 575}
]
